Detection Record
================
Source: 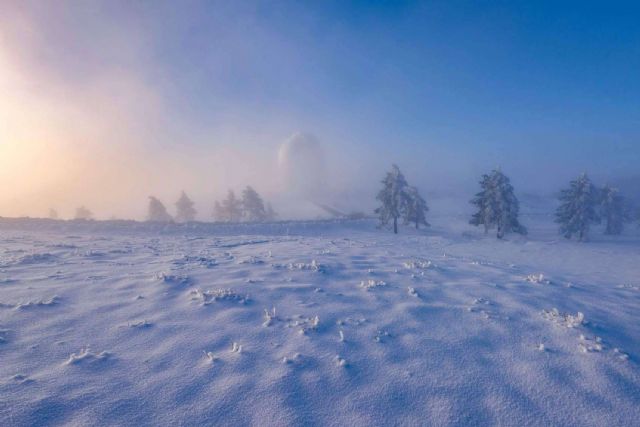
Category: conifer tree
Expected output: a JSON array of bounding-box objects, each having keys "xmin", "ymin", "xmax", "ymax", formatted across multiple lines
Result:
[
  {"xmin": 74, "ymin": 206, "xmax": 93, "ymax": 220},
  {"xmin": 555, "ymin": 173, "xmax": 599, "ymax": 241},
  {"xmin": 241, "ymin": 186, "xmax": 266, "ymax": 222},
  {"xmin": 403, "ymin": 186, "xmax": 429, "ymax": 229},
  {"xmin": 470, "ymin": 169, "xmax": 526, "ymax": 239},
  {"xmin": 265, "ymin": 202, "xmax": 278, "ymax": 221},
  {"xmin": 221, "ymin": 190, "xmax": 242, "ymax": 223},
  {"xmin": 212, "ymin": 201, "xmax": 225, "ymax": 222},
  {"xmin": 147, "ymin": 196, "xmax": 172, "ymax": 222},
  {"xmin": 599, "ymin": 185, "xmax": 630, "ymax": 235},
  {"xmin": 175, "ymin": 191, "xmax": 197, "ymax": 222},
  {"xmin": 375, "ymin": 164, "xmax": 410, "ymax": 234}
]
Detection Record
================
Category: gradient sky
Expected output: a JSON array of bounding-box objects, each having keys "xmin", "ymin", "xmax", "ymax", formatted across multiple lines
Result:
[{"xmin": 0, "ymin": 1, "xmax": 639, "ymax": 218}]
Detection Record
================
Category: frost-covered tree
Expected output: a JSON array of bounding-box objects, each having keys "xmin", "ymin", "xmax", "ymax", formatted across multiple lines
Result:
[
  {"xmin": 375, "ymin": 164, "xmax": 410, "ymax": 234},
  {"xmin": 403, "ymin": 186, "xmax": 429, "ymax": 229},
  {"xmin": 175, "ymin": 191, "xmax": 197, "ymax": 222},
  {"xmin": 599, "ymin": 185, "xmax": 630, "ymax": 235},
  {"xmin": 241, "ymin": 186, "xmax": 266, "ymax": 222},
  {"xmin": 264, "ymin": 202, "xmax": 278, "ymax": 222},
  {"xmin": 147, "ymin": 196, "xmax": 172, "ymax": 222},
  {"xmin": 74, "ymin": 206, "xmax": 93, "ymax": 220},
  {"xmin": 212, "ymin": 201, "xmax": 224, "ymax": 222},
  {"xmin": 470, "ymin": 169, "xmax": 526, "ymax": 239},
  {"xmin": 555, "ymin": 173, "xmax": 600, "ymax": 241},
  {"xmin": 220, "ymin": 190, "xmax": 242, "ymax": 222}
]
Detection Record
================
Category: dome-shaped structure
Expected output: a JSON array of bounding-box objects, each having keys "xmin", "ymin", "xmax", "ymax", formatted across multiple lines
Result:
[{"xmin": 277, "ymin": 133, "xmax": 326, "ymax": 196}]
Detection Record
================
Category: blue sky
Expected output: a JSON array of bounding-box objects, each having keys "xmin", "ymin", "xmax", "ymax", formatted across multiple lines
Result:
[
  {"xmin": 131, "ymin": 2, "xmax": 638, "ymax": 175},
  {"xmin": 1, "ymin": 1, "xmax": 639, "ymax": 216}
]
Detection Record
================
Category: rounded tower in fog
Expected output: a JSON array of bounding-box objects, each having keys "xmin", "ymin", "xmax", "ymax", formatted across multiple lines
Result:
[{"xmin": 277, "ymin": 133, "xmax": 326, "ymax": 197}]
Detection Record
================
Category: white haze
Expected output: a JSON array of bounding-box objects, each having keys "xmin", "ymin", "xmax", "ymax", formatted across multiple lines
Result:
[{"xmin": 0, "ymin": 3, "xmax": 637, "ymax": 220}]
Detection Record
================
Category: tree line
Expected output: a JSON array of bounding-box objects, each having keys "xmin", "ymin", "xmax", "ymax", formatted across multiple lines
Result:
[
  {"xmin": 375, "ymin": 165, "xmax": 636, "ymax": 241},
  {"xmin": 147, "ymin": 186, "xmax": 277, "ymax": 223}
]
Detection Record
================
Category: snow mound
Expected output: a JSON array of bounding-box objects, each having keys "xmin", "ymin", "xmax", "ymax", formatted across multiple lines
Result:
[
  {"xmin": 360, "ymin": 279, "xmax": 387, "ymax": 290},
  {"xmin": 189, "ymin": 288, "xmax": 249, "ymax": 305},
  {"xmin": 155, "ymin": 272, "xmax": 191, "ymax": 285},
  {"xmin": 525, "ymin": 273, "xmax": 552, "ymax": 284},
  {"xmin": 541, "ymin": 308, "xmax": 585, "ymax": 328}
]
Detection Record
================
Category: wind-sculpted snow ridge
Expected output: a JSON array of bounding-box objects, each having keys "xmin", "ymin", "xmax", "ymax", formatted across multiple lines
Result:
[
  {"xmin": 189, "ymin": 288, "xmax": 249, "ymax": 305},
  {"xmin": 64, "ymin": 348, "xmax": 112, "ymax": 365},
  {"xmin": 0, "ymin": 217, "xmax": 639, "ymax": 426}
]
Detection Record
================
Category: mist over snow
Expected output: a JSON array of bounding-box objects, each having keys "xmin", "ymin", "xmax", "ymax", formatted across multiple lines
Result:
[{"xmin": 1, "ymin": 2, "xmax": 638, "ymax": 221}]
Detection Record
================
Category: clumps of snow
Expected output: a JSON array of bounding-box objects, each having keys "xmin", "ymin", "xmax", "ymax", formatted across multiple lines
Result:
[
  {"xmin": 525, "ymin": 274, "xmax": 552, "ymax": 284},
  {"xmin": 335, "ymin": 355, "xmax": 348, "ymax": 367},
  {"xmin": 230, "ymin": 342, "xmax": 243, "ymax": 353},
  {"xmin": 374, "ymin": 330, "xmax": 391, "ymax": 343},
  {"xmin": 203, "ymin": 351, "xmax": 218, "ymax": 365},
  {"xmin": 403, "ymin": 260, "xmax": 432, "ymax": 270},
  {"xmin": 65, "ymin": 347, "xmax": 112, "ymax": 365},
  {"xmin": 127, "ymin": 320, "xmax": 152, "ymax": 328},
  {"xmin": 282, "ymin": 353, "xmax": 303, "ymax": 365},
  {"xmin": 468, "ymin": 298, "xmax": 496, "ymax": 319},
  {"xmin": 613, "ymin": 348, "xmax": 630, "ymax": 361},
  {"xmin": 14, "ymin": 296, "xmax": 60, "ymax": 310},
  {"xmin": 360, "ymin": 279, "xmax": 387, "ymax": 290},
  {"xmin": 537, "ymin": 343, "xmax": 546, "ymax": 352},
  {"xmin": 541, "ymin": 308, "xmax": 585, "ymax": 328},
  {"xmin": 467, "ymin": 297, "xmax": 490, "ymax": 312},
  {"xmin": 155, "ymin": 272, "xmax": 191, "ymax": 285},
  {"xmin": 286, "ymin": 315, "xmax": 320, "ymax": 334},
  {"xmin": 578, "ymin": 334, "xmax": 604, "ymax": 353},
  {"xmin": 263, "ymin": 307, "xmax": 277, "ymax": 327},
  {"xmin": 407, "ymin": 287, "xmax": 419, "ymax": 297},
  {"xmin": 273, "ymin": 260, "xmax": 325, "ymax": 273},
  {"xmin": 190, "ymin": 288, "xmax": 249, "ymax": 306},
  {"xmin": 339, "ymin": 330, "xmax": 345, "ymax": 342}
]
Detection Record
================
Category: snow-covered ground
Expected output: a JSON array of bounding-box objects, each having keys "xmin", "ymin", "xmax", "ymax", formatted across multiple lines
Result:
[{"xmin": 1, "ymin": 216, "xmax": 639, "ymax": 426}]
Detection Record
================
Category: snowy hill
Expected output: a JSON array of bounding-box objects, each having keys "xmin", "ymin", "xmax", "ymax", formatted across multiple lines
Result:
[{"xmin": 1, "ymin": 217, "xmax": 639, "ymax": 426}]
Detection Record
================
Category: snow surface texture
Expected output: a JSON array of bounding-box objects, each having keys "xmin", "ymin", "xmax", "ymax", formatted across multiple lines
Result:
[{"xmin": 0, "ymin": 217, "xmax": 639, "ymax": 426}]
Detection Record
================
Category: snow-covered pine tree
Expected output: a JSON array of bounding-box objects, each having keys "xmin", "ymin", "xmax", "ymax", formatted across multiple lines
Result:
[
  {"xmin": 470, "ymin": 173, "xmax": 495, "ymax": 235},
  {"xmin": 241, "ymin": 186, "xmax": 266, "ymax": 222},
  {"xmin": 403, "ymin": 186, "xmax": 429, "ymax": 229},
  {"xmin": 212, "ymin": 201, "xmax": 224, "ymax": 222},
  {"xmin": 221, "ymin": 190, "xmax": 242, "ymax": 222},
  {"xmin": 555, "ymin": 173, "xmax": 599, "ymax": 241},
  {"xmin": 147, "ymin": 196, "xmax": 172, "ymax": 222},
  {"xmin": 75, "ymin": 206, "xmax": 93, "ymax": 220},
  {"xmin": 264, "ymin": 202, "xmax": 278, "ymax": 222},
  {"xmin": 599, "ymin": 185, "xmax": 630, "ymax": 235},
  {"xmin": 175, "ymin": 191, "xmax": 197, "ymax": 222},
  {"xmin": 375, "ymin": 164, "xmax": 410, "ymax": 234},
  {"xmin": 470, "ymin": 169, "xmax": 526, "ymax": 239}
]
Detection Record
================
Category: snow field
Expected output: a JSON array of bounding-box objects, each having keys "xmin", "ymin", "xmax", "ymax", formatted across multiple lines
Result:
[{"xmin": 0, "ymin": 218, "xmax": 639, "ymax": 426}]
